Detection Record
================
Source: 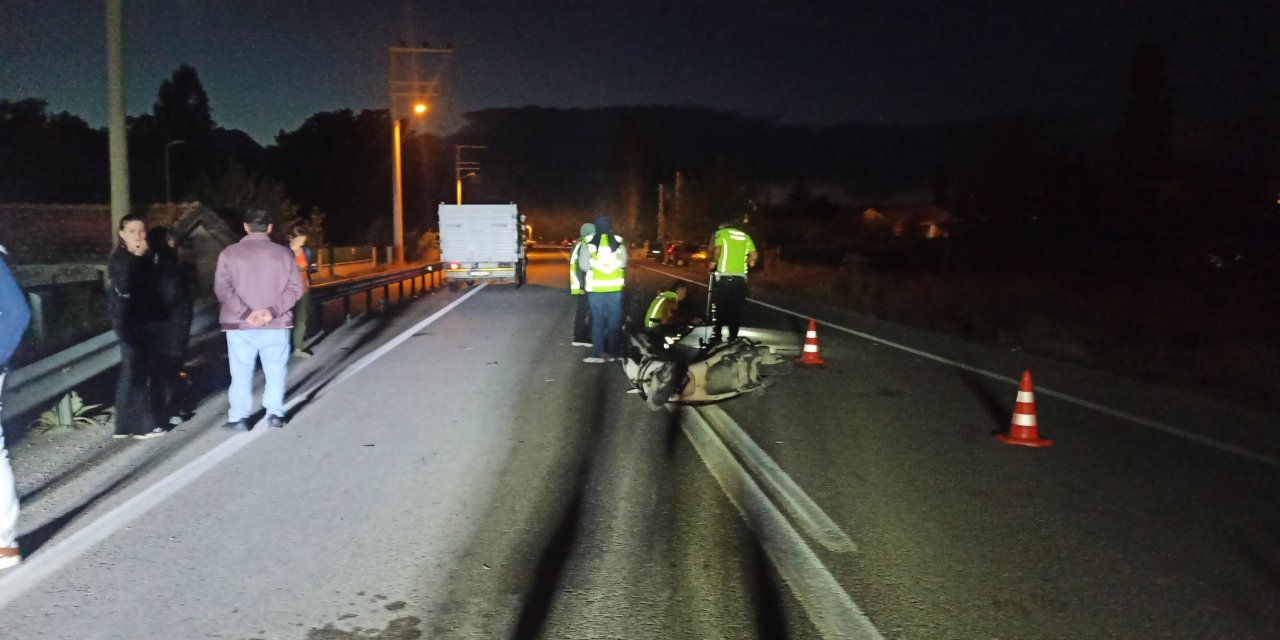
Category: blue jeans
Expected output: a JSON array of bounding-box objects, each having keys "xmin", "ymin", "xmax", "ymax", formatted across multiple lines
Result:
[
  {"xmin": 225, "ymin": 329, "xmax": 290, "ymax": 421},
  {"xmin": 587, "ymin": 291, "xmax": 623, "ymax": 358}
]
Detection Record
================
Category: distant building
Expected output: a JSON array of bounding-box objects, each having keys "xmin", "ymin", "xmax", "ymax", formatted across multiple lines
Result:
[{"xmin": 859, "ymin": 204, "xmax": 956, "ymax": 239}]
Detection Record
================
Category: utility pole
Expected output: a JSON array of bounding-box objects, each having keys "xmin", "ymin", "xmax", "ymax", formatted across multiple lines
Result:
[
  {"xmin": 388, "ymin": 42, "xmax": 452, "ymax": 263},
  {"xmin": 105, "ymin": 0, "xmax": 130, "ymax": 237},
  {"xmin": 454, "ymin": 145, "xmax": 486, "ymax": 204},
  {"xmin": 656, "ymin": 183, "xmax": 666, "ymax": 243},
  {"xmin": 674, "ymin": 171, "xmax": 683, "ymax": 240}
]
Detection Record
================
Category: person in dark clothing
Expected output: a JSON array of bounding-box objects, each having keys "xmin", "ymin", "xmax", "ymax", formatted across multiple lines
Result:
[
  {"xmin": 108, "ymin": 214, "xmax": 166, "ymax": 439},
  {"xmin": 147, "ymin": 226, "xmax": 193, "ymax": 425}
]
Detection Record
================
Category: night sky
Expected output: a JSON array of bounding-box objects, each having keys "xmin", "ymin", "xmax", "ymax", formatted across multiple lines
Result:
[{"xmin": 2, "ymin": 0, "xmax": 1277, "ymax": 144}]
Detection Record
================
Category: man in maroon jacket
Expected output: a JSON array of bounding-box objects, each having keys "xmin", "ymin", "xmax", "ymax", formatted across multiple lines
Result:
[{"xmin": 214, "ymin": 209, "xmax": 302, "ymax": 431}]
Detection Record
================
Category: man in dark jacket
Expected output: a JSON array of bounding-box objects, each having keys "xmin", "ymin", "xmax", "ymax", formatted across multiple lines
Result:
[
  {"xmin": 214, "ymin": 209, "xmax": 303, "ymax": 430},
  {"xmin": 0, "ymin": 243, "xmax": 31, "ymax": 569}
]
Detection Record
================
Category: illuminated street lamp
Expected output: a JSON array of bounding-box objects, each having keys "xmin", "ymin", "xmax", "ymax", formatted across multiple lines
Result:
[
  {"xmin": 392, "ymin": 101, "xmax": 428, "ymax": 264},
  {"xmin": 388, "ymin": 43, "xmax": 452, "ymax": 264}
]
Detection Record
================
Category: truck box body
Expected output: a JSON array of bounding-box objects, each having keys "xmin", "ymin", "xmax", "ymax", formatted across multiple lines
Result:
[{"xmin": 439, "ymin": 203, "xmax": 521, "ymax": 284}]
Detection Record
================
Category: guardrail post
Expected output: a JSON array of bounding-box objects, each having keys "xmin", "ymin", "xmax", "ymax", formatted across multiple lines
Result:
[{"xmin": 26, "ymin": 292, "xmax": 46, "ymax": 342}]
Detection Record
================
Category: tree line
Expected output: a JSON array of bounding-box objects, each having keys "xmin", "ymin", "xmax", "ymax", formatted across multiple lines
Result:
[{"xmin": 2, "ymin": 52, "xmax": 1277, "ymax": 277}]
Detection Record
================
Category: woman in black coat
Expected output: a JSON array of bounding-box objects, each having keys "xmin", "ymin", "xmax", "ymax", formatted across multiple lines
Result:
[
  {"xmin": 108, "ymin": 214, "xmax": 166, "ymax": 439},
  {"xmin": 147, "ymin": 226, "xmax": 193, "ymax": 425}
]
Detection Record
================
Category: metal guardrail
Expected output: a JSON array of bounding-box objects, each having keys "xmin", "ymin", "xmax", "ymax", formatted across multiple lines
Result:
[
  {"xmin": 5, "ymin": 262, "xmax": 446, "ymax": 420},
  {"xmin": 310, "ymin": 262, "xmax": 444, "ymax": 322}
]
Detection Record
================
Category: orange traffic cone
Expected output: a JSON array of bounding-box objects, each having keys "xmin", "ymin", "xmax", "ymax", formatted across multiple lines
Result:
[
  {"xmin": 996, "ymin": 371, "xmax": 1052, "ymax": 447},
  {"xmin": 796, "ymin": 318, "xmax": 826, "ymax": 366}
]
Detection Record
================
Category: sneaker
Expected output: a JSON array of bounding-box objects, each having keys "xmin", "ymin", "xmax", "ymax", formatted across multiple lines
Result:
[
  {"xmin": 293, "ymin": 349, "xmax": 313, "ymax": 358},
  {"xmin": 267, "ymin": 415, "xmax": 286, "ymax": 429},
  {"xmin": 0, "ymin": 547, "xmax": 20, "ymax": 570},
  {"xmin": 571, "ymin": 341, "xmax": 592, "ymax": 347},
  {"xmin": 133, "ymin": 427, "xmax": 167, "ymax": 439},
  {"xmin": 168, "ymin": 415, "xmax": 184, "ymax": 426},
  {"xmin": 582, "ymin": 356, "xmax": 607, "ymax": 363},
  {"xmin": 222, "ymin": 419, "xmax": 250, "ymax": 432}
]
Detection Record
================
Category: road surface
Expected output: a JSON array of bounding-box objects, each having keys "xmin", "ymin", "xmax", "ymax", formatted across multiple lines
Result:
[{"xmin": 2, "ymin": 248, "xmax": 1278, "ymax": 639}]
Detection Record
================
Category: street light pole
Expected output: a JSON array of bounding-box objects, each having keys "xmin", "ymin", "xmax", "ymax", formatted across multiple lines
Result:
[
  {"xmin": 105, "ymin": 0, "xmax": 130, "ymax": 238},
  {"xmin": 388, "ymin": 43, "xmax": 452, "ymax": 264},
  {"xmin": 455, "ymin": 145, "xmax": 486, "ymax": 204},
  {"xmin": 164, "ymin": 139, "xmax": 185, "ymax": 204}
]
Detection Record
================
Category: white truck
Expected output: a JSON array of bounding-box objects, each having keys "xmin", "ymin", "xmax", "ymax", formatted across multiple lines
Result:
[{"xmin": 438, "ymin": 203, "xmax": 525, "ymax": 290}]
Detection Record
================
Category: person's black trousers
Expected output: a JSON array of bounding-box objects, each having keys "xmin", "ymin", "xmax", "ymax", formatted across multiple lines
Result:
[
  {"xmin": 572, "ymin": 293, "xmax": 592, "ymax": 343},
  {"xmin": 113, "ymin": 334, "xmax": 160, "ymax": 435},
  {"xmin": 711, "ymin": 274, "xmax": 748, "ymax": 340}
]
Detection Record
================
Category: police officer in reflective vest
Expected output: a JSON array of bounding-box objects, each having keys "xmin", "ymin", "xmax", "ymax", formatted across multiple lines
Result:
[
  {"xmin": 576, "ymin": 214, "xmax": 626, "ymax": 363},
  {"xmin": 709, "ymin": 220, "xmax": 757, "ymax": 342},
  {"xmin": 567, "ymin": 222, "xmax": 595, "ymax": 347}
]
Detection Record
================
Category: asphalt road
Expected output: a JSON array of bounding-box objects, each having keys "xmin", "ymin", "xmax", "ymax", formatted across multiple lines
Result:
[{"xmin": 1, "ymin": 248, "xmax": 1278, "ymax": 639}]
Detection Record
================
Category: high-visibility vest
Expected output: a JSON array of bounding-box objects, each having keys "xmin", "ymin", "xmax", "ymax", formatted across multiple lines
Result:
[
  {"xmin": 585, "ymin": 235, "xmax": 625, "ymax": 293},
  {"xmin": 568, "ymin": 236, "xmax": 590, "ymax": 294},
  {"xmin": 713, "ymin": 227, "xmax": 756, "ymax": 276},
  {"xmin": 645, "ymin": 290, "xmax": 678, "ymax": 328}
]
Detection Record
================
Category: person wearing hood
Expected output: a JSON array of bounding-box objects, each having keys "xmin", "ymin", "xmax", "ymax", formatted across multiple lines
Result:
[
  {"xmin": 567, "ymin": 221, "xmax": 595, "ymax": 347},
  {"xmin": 576, "ymin": 213, "xmax": 626, "ymax": 362}
]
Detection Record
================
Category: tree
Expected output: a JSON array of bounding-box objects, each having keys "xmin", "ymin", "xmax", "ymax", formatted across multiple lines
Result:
[
  {"xmin": 186, "ymin": 163, "xmax": 299, "ymax": 239},
  {"xmin": 610, "ymin": 117, "xmax": 647, "ymax": 240},
  {"xmin": 153, "ymin": 64, "xmax": 215, "ymax": 143},
  {"xmin": 267, "ymin": 109, "xmax": 394, "ymax": 244},
  {"xmin": 0, "ymin": 99, "xmax": 108, "ymax": 202}
]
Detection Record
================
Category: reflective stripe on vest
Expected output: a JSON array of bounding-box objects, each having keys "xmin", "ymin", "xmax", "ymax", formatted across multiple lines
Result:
[{"xmin": 585, "ymin": 236, "xmax": 624, "ymax": 292}]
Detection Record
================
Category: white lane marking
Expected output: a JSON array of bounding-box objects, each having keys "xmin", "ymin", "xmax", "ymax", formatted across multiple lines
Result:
[
  {"xmin": 0, "ymin": 285, "xmax": 488, "ymax": 606},
  {"xmin": 681, "ymin": 407, "xmax": 884, "ymax": 640},
  {"xmin": 639, "ymin": 264, "xmax": 1280, "ymax": 470},
  {"xmin": 696, "ymin": 405, "xmax": 856, "ymax": 553},
  {"xmin": 0, "ymin": 427, "xmax": 267, "ymax": 607},
  {"xmin": 309, "ymin": 284, "xmax": 486, "ymax": 393}
]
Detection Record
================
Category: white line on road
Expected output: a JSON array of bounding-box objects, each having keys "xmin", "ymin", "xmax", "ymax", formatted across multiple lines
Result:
[
  {"xmin": 0, "ymin": 285, "xmax": 488, "ymax": 606},
  {"xmin": 0, "ymin": 427, "xmax": 268, "ymax": 607},
  {"xmin": 696, "ymin": 405, "xmax": 856, "ymax": 553},
  {"xmin": 680, "ymin": 406, "xmax": 884, "ymax": 640},
  {"xmin": 641, "ymin": 265, "xmax": 1280, "ymax": 470},
  {"xmin": 746, "ymin": 298, "xmax": 1280, "ymax": 470}
]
